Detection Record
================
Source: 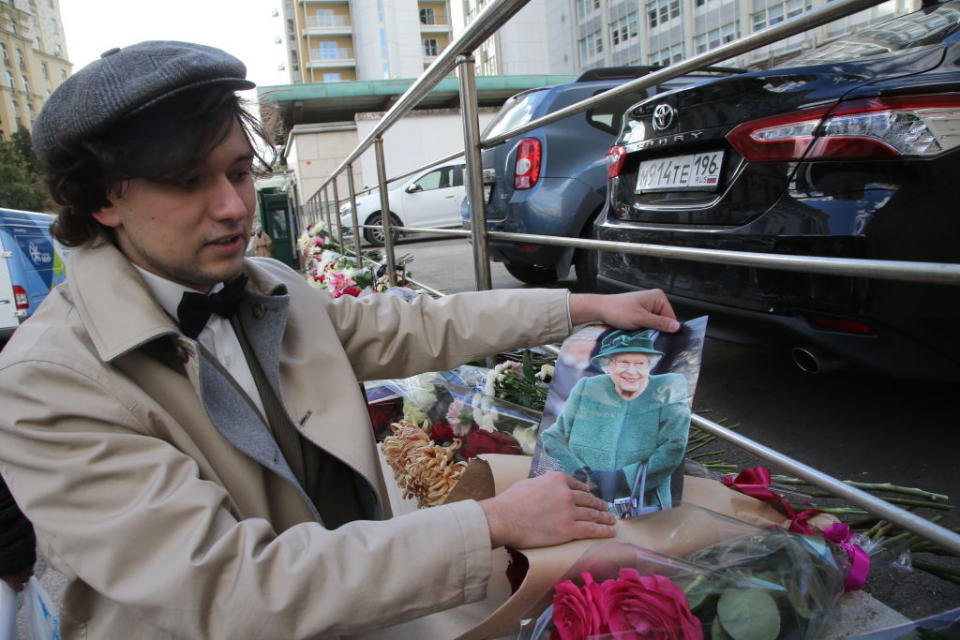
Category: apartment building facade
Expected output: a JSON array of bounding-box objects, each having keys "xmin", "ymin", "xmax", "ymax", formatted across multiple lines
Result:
[
  {"xmin": 0, "ymin": 0, "xmax": 70, "ymax": 139},
  {"xmin": 544, "ymin": 0, "xmax": 919, "ymax": 74},
  {"xmin": 280, "ymin": 0, "xmax": 455, "ymax": 83}
]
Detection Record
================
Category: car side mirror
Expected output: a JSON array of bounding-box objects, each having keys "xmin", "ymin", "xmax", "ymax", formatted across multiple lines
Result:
[{"xmin": 405, "ymin": 183, "xmax": 422, "ymax": 193}]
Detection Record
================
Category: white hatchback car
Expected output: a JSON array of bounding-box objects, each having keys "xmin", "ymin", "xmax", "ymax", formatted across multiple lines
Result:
[{"xmin": 339, "ymin": 161, "xmax": 466, "ymax": 246}]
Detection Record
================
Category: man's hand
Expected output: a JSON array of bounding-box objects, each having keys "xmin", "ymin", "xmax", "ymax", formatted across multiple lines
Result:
[
  {"xmin": 569, "ymin": 290, "xmax": 680, "ymax": 333},
  {"xmin": 1, "ymin": 568, "xmax": 33, "ymax": 593},
  {"xmin": 479, "ymin": 472, "xmax": 616, "ymax": 549}
]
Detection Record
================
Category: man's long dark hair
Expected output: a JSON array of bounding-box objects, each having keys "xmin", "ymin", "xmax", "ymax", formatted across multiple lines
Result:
[{"xmin": 42, "ymin": 87, "xmax": 273, "ymax": 247}]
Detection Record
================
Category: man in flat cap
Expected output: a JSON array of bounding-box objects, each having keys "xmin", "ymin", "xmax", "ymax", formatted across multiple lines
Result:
[{"xmin": 0, "ymin": 41, "xmax": 681, "ymax": 638}]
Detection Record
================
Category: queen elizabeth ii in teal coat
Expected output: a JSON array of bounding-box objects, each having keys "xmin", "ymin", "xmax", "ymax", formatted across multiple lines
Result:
[{"xmin": 541, "ymin": 330, "xmax": 690, "ymax": 509}]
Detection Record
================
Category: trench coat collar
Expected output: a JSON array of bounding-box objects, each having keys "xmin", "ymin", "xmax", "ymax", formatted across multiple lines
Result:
[{"xmin": 67, "ymin": 241, "xmax": 287, "ymax": 363}]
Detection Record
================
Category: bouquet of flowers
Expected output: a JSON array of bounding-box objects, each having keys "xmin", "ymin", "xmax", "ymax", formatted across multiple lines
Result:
[
  {"xmin": 297, "ymin": 221, "xmax": 330, "ymax": 264},
  {"xmin": 305, "ymin": 249, "xmax": 375, "ymax": 298},
  {"xmin": 484, "ymin": 350, "xmax": 555, "ymax": 414},
  {"xmin": 520, "ymin": 523, "xmax": 848, "ymax": 640},
  {"xmin": 373, "ymin": 366, "xmax": 543, "ymax": 507}
]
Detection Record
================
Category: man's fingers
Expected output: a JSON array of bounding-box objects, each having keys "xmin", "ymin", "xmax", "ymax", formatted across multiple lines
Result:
[
  {"xmin": 570, "ymin": 521, "xmax": 617, "ymax": 539},
  {"xmin": 571, "ymin": 488, "xmax": 610, "ymax": 512},
  {"xmin": 564, "ymin": 474, "xmax": 592, "ymax": 493},
  {"xmin": 573, "ymin": 505, "xmax": 616, "ymax": 525}
]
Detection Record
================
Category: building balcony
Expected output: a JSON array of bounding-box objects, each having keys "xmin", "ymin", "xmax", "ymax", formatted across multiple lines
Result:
[
  {"xmin": 419, "ymin": 21, "xmax": 451, "ymax": 34},
  {"xmin": 304, "ymin": 13, "xmax": 353, "ymax": 35},
  {"xmin": 307, "ymin": 48, "xmax": 356, "ymax": 68}
]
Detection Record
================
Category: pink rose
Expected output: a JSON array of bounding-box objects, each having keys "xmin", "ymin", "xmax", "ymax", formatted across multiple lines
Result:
[
  {"xmin": 552, "ymin": 573, "xmax": 605, "ymax": 640},
  {"xmin": 600, "ymin": 569, "xmax": 703, "ymax": 640}
]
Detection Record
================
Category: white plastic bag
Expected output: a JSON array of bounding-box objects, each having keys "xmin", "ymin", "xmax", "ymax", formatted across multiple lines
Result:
[
  {"xmin": 22, "ymin": 577, "xmax": 59, "ymax": 640},
  {"xmin": 0, "ymin": 581, "xmax": 16, "ymax": 640}
]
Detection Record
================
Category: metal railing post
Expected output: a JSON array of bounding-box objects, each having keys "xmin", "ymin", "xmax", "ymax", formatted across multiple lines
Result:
[
  {"xmin": 457, "ymin": 54, "xmax": 492, "ymax": 292},
  {"xmin": 346, "ymin": 163, "xmax": 363, "ymax": 260},
  {"xmin": 321, "ymin": 186, "xmax": 332, "ymax": 238},
  {"xmin": 332, "ymin": 177, "xmax": 344, "ymax": 251},
  {"xmin": 374, "ymin": 137, "xmax": 397, "ymax": 286}
]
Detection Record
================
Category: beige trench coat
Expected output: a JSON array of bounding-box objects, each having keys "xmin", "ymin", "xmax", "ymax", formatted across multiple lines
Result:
[{"xmin": 0, "ymin": 242, "xmax": 571, "ymax": 639}]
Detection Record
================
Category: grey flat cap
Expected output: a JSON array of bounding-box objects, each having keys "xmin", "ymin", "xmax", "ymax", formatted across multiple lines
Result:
[{"xmin": 33, "ymin": 40, "xmax": 255, "ymax": 164}]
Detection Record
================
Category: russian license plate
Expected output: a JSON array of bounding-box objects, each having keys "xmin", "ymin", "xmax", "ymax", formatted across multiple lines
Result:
[{"xmin": 635, "ymin": 151, "xmax": 724, "ymax": 193}]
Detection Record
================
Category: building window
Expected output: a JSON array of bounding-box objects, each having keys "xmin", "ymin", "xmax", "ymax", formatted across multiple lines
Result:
[
  {"xmin": 50, "ymin": 17, "xmax": 57, "ymax": 33},
  {"xmin": 610, "ymin": 12, "xmax": 639, "ymax": 47},
  {"xmin": 576, "ymin": 0, "xmax": 600, "ymax": 19},
  {"xmin": 0, "ymin": 43, "xmax": 7, "ymax": 66},
  {"xmin": 54, "ymin": 43, "xmax": 62, "ymax": 57},
  {"xmin": 21, "ymin": 75, "xmax": 28, "ymax": 94},
  {"xmin": 59, "ymin": 68, "xmax": 66, "ymax": 81},
  {"xmin": 422, "ymin": 38, "xmax": 438, "ymax": 56},
  {"xmin": 419, "ymin": 7, "xmax": 435, "ymax": 24},
  {"xmin": 647, "ymin": 0, "xmax": 680, "ymax": 29},
  {"xmin": 577, "ymin": 29, "xmax": 603, "ymax": 62},
  {"xmin": 318, "ymin": 41, "xmax": 339, "ymax": 59},
  {"xmin": 5, "ymin": 70, "xmax": 13, "ymax": 87},
  {"xmin": 16, "ymin": 49, "xmax": 25, "ymax": 71},
  {"xmin": 323, "ymin": 72, "xmax": 342, "ymax": 82}
]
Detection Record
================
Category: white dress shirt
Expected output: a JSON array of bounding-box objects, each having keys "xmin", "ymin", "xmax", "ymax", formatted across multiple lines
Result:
[{"xmin": 134, "ymin": 266, "xmax": 267, "ymax": 418}]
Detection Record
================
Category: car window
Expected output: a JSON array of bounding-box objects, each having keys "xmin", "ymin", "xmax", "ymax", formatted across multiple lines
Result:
[
  {"xmin": 452, "ymin": 165, "xmax": 465, "ymax": 187},
  {"xmin": 587, "ymin": 88, "xmax": 649, "ymax": 134},
  {"xmin": 482, "ymin": 89, "xmax": 549, "ymax": 138},
  {"xmin": 414, "ymin": 169, "xmax": 445, "ymax": 191},
  {"xmin": 785, "ymin": 2, "xmax": 960, "ymax": 65}
]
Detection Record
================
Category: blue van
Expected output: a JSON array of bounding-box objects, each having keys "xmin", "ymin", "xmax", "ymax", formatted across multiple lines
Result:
[{"xmin": 0, "ymin": 208, "xmax": 66, "ymax": 341}]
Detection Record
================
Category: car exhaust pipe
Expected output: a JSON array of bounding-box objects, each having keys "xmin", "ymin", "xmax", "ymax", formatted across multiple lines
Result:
[{"xmin": 791, "ymin": 346, "xmax": 849, "ymax": 374}]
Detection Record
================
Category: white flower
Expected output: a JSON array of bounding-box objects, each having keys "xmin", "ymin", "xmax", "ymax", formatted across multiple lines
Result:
[
  {"xmin": 535, "ymin": 364, "xmax": 555, "ymax": 381},
  {"xmin": 310, "ymin": 221, "xmax": 326, "ymax": 235},
  {"xmin": 512, "ymin": 424, "xmax": 539, "ymax": 455},
  {"xmin": 472, "ymin": 392, "xmax": 498, "ymax": 432},
  {"xmin": 483, "ymin": 373, "xmax": 497, "ymax": 397},
  {"xmin": 402, "ymin": 398, "xmax": 429, "ymax": 427}
]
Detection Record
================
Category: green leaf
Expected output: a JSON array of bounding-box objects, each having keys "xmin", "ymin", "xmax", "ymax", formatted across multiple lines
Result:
[
  {"xmin": 712, "ymin": 615, "xmax": 732, "ymax": 640},
  {"xmin": 717, "ymin": 589, "xmax": 781, "ymax": 640}
]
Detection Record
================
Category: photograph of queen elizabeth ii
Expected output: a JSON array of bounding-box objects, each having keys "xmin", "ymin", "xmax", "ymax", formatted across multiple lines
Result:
[{"xmin": 531, "ymin": 319, "xmax": 706, "ymax": 517}]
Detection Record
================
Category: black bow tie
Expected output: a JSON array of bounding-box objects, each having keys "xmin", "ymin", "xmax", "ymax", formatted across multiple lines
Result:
[{"xmin": 176, "ymin": 274, "xmax": 248, "ymax": 339}]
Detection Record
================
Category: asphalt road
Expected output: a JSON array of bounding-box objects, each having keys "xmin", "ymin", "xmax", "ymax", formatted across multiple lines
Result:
[{"xmin": 393, "ymin": 234, "xmax": 960, "ymax": 620}]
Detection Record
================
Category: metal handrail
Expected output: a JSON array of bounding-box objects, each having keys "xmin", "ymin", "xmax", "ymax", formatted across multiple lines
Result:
[{"xmin": 295, "ymin": 0, "xmax": 960, "ymax": 553}]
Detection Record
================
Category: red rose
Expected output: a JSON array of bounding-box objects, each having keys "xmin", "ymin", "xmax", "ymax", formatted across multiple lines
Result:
[
  {"xmin": 342, "ymin": 286, "xmax": 363, "ymax": 297},
  {"xmin": 600, "ymin": 569, "xmax": 703, "ymax": 640},
  {"xmin": 458, "ymin": 429, "xmax": 521, "ymax": 459},
  {"xmin": 429, "ymin": 419, "xmax": 455, "ymax": 445},
  {"xmin": 551, "ymin": 573, "xmax": 605, "ymax": 640}
]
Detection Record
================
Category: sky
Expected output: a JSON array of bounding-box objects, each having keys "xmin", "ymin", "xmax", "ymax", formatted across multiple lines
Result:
[{"xmin": 59, "ymin": 0, "xmax": 290, "ymax": 101}]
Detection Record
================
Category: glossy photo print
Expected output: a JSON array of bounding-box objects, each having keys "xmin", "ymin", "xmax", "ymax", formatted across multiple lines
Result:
[{"xmin": 530, "ymin": 318, "xmax": 707, "ymax": 519}]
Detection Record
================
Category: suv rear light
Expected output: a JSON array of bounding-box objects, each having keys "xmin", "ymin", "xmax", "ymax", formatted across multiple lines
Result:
[
  {"xmin": 514, "ymin": 138, "xmax": 541, "ymax": 190},
  {"xmin": 726, "ymin": 94, "xmax": 960, "ymax": 162},
  {"xmin": 606, "ymin": 145, "xmax": 627, "ymax": 178},
  {"xmin": 12, "ymin": 285, "xmax": 28, "ymax": 311}
]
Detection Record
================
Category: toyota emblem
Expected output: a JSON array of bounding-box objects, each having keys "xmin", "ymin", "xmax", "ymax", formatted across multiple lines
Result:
[{"xmin": 652, "ymin": 103, "xmax": 676, "ymax": 131}]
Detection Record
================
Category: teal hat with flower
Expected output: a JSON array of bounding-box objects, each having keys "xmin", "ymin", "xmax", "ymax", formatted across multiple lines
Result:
[{"xmin": 592, "ymin": 329, "xmax": 663, "ymax": 364}]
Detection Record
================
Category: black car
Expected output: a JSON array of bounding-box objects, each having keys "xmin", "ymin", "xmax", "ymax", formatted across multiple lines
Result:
[
  {"xmin": 464, "ymin": 66, "xmax": 740, "ymax": 287},
  {"xmin": 596, "ymin": 1, "xmax": 960, "ymax": 380}
]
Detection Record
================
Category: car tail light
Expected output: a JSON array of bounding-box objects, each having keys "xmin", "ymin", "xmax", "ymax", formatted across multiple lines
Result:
[
  {"xmin": 726, "ymin": 94, "xmax": 960, "ymax": 162},
  {"xmin": 12, "ymin": 285, "xmax": 28, "ymax": 311},
  {"xmin": 806, "ymin": 314, "xmax": 875, "ymax": 335},
  {"xmin": 606, "ymin": 145, "xmax": 627, "ymax": 178},
  {"xmin": 514, "ymin": 138, "xmax": 541, "ymax": 190}
]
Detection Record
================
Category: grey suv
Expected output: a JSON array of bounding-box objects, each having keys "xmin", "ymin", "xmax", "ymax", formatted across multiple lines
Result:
[{"xmin": 463, "ymin": 66, "xmax": 741, "ymax": 288}]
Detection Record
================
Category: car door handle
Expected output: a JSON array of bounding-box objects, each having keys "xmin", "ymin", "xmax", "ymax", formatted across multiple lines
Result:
[{"xmin": 445, "ymin": 195, "xmax": 455, "ymax": 199}]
